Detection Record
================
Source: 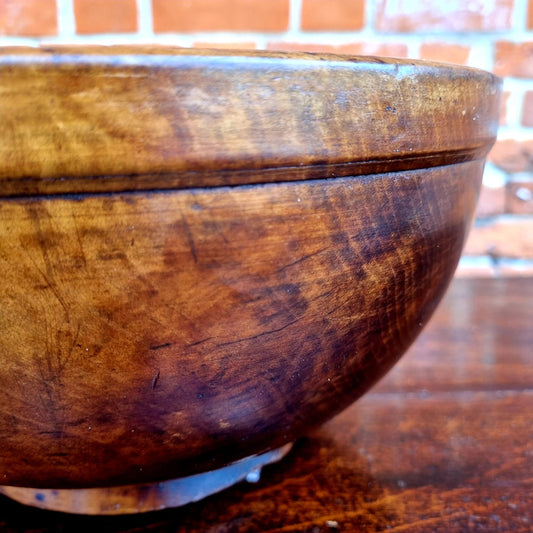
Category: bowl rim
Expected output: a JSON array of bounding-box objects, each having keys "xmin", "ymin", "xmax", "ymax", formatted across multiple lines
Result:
[{"xmin": 0, "ymin": 46, "xmax": 502, "ymax": 198}]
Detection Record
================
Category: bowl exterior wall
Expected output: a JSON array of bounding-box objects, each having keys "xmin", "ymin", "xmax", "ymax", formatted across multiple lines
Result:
[{"xmin": 0, "ymin": 160, "xmax": 481, "ymax": 488}]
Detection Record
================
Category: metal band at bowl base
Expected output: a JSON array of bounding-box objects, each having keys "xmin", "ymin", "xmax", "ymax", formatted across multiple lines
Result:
[{"xmin": 0, "ymin": 444, "xmax": 293, "ymax": 515}]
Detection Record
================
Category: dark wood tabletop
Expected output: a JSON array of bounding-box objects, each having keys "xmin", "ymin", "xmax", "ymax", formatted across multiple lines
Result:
[{"xmin": 1, "ymin": 276, "xmax": 531, "ymax": 532}]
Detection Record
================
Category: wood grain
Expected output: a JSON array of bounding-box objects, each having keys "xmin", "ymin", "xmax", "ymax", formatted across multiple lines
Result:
[
  {"xmin": 0, "ymin": 48, "xmax": 501, "ymax": 509},
  {"xmin": 0, "ymin": 161, "xmax": 482, "ymax": 488},
  {"xmin": 0, "ymin": 47, "xmax": 500, "ymax": 196},
  {"xmin": 0, "ymin": 277, "xmax": 530, "ymax": 530},
  {"xmin": 373, "ymin": 277, "xmax": 533, "ymax": 394}
]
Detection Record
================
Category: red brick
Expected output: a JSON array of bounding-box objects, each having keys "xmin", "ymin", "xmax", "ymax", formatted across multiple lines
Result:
[
  {"xmin": 475, "ymin": 185, "xmax": 506, "ymax": 218},
  {"xmin": 193, "ymin": 42, "xmax": 256, "ymax": 50},
  {"xmin": 522, "ymin": 91, "xmax": 533, "ymax": 127},
  {"xmin": 301, "ymin": 0, "xmax": 364, "ymax": 31},
  {"xmin": 419, "ymin": 42, "xmax": 470, "ymax": 65},
  {"xmin": 494, "ymin": 41, "xmax": 533, "ymax": 79},
  {"xmin": 74, "ymin": 0, "xmax": 137, "ymax": 34},
  {"xmin": 375, "ymin": 0, "xmax": 513, "ymax": 32},
  {"xmin": 152, "ymin": 0, "xmax": 289, "ymax": 33},
  {"xmin": 489, "ymin": 139, "xmax": 533, "ymax": 174},
  {"xmin": 0, "ymin": 0, "xmax": 57, "ymax": 36},
  {"xmin": 506, "ymin": 182, "xmax": 533, "ymax": 215},
  {"xmin": 267, "ymin": 42, "xmax": 408, "ymax": 58},
  {"xmin": 464, "ymin": 218, "xmax": 533, "ymax": 259}
]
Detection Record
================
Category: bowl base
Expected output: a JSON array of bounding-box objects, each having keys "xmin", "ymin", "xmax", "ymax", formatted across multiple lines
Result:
[{"xmin": 0, "ymin": 444, "xmax": 292, "ymax": 515}]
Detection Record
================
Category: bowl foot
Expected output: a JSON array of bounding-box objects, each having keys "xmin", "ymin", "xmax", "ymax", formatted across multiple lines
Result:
[{"xmin": 0, "ymin": 443, "xmax": 292, "ymax": 515}]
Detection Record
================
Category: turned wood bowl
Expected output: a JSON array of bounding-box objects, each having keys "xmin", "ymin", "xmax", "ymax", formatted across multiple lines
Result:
[{"xmin": 0, "ymin": 47, "xmax": 500, "ymax": 513}]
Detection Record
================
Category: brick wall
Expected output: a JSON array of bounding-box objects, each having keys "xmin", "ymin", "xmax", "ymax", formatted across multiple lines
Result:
[{"xmin": 1, "ymin": 0, "xmax": 532, "ymax": 277}]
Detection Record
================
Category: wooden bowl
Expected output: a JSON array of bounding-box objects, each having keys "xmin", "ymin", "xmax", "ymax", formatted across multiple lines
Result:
[{"xmin": 0, "ymin": 47, "xmax": 500, "ymax": 514}]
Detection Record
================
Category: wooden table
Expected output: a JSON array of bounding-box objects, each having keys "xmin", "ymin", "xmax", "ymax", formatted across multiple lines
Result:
[{"xmin": 1, "ymin": 277, "xmax": 531, "ymax": 532}]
